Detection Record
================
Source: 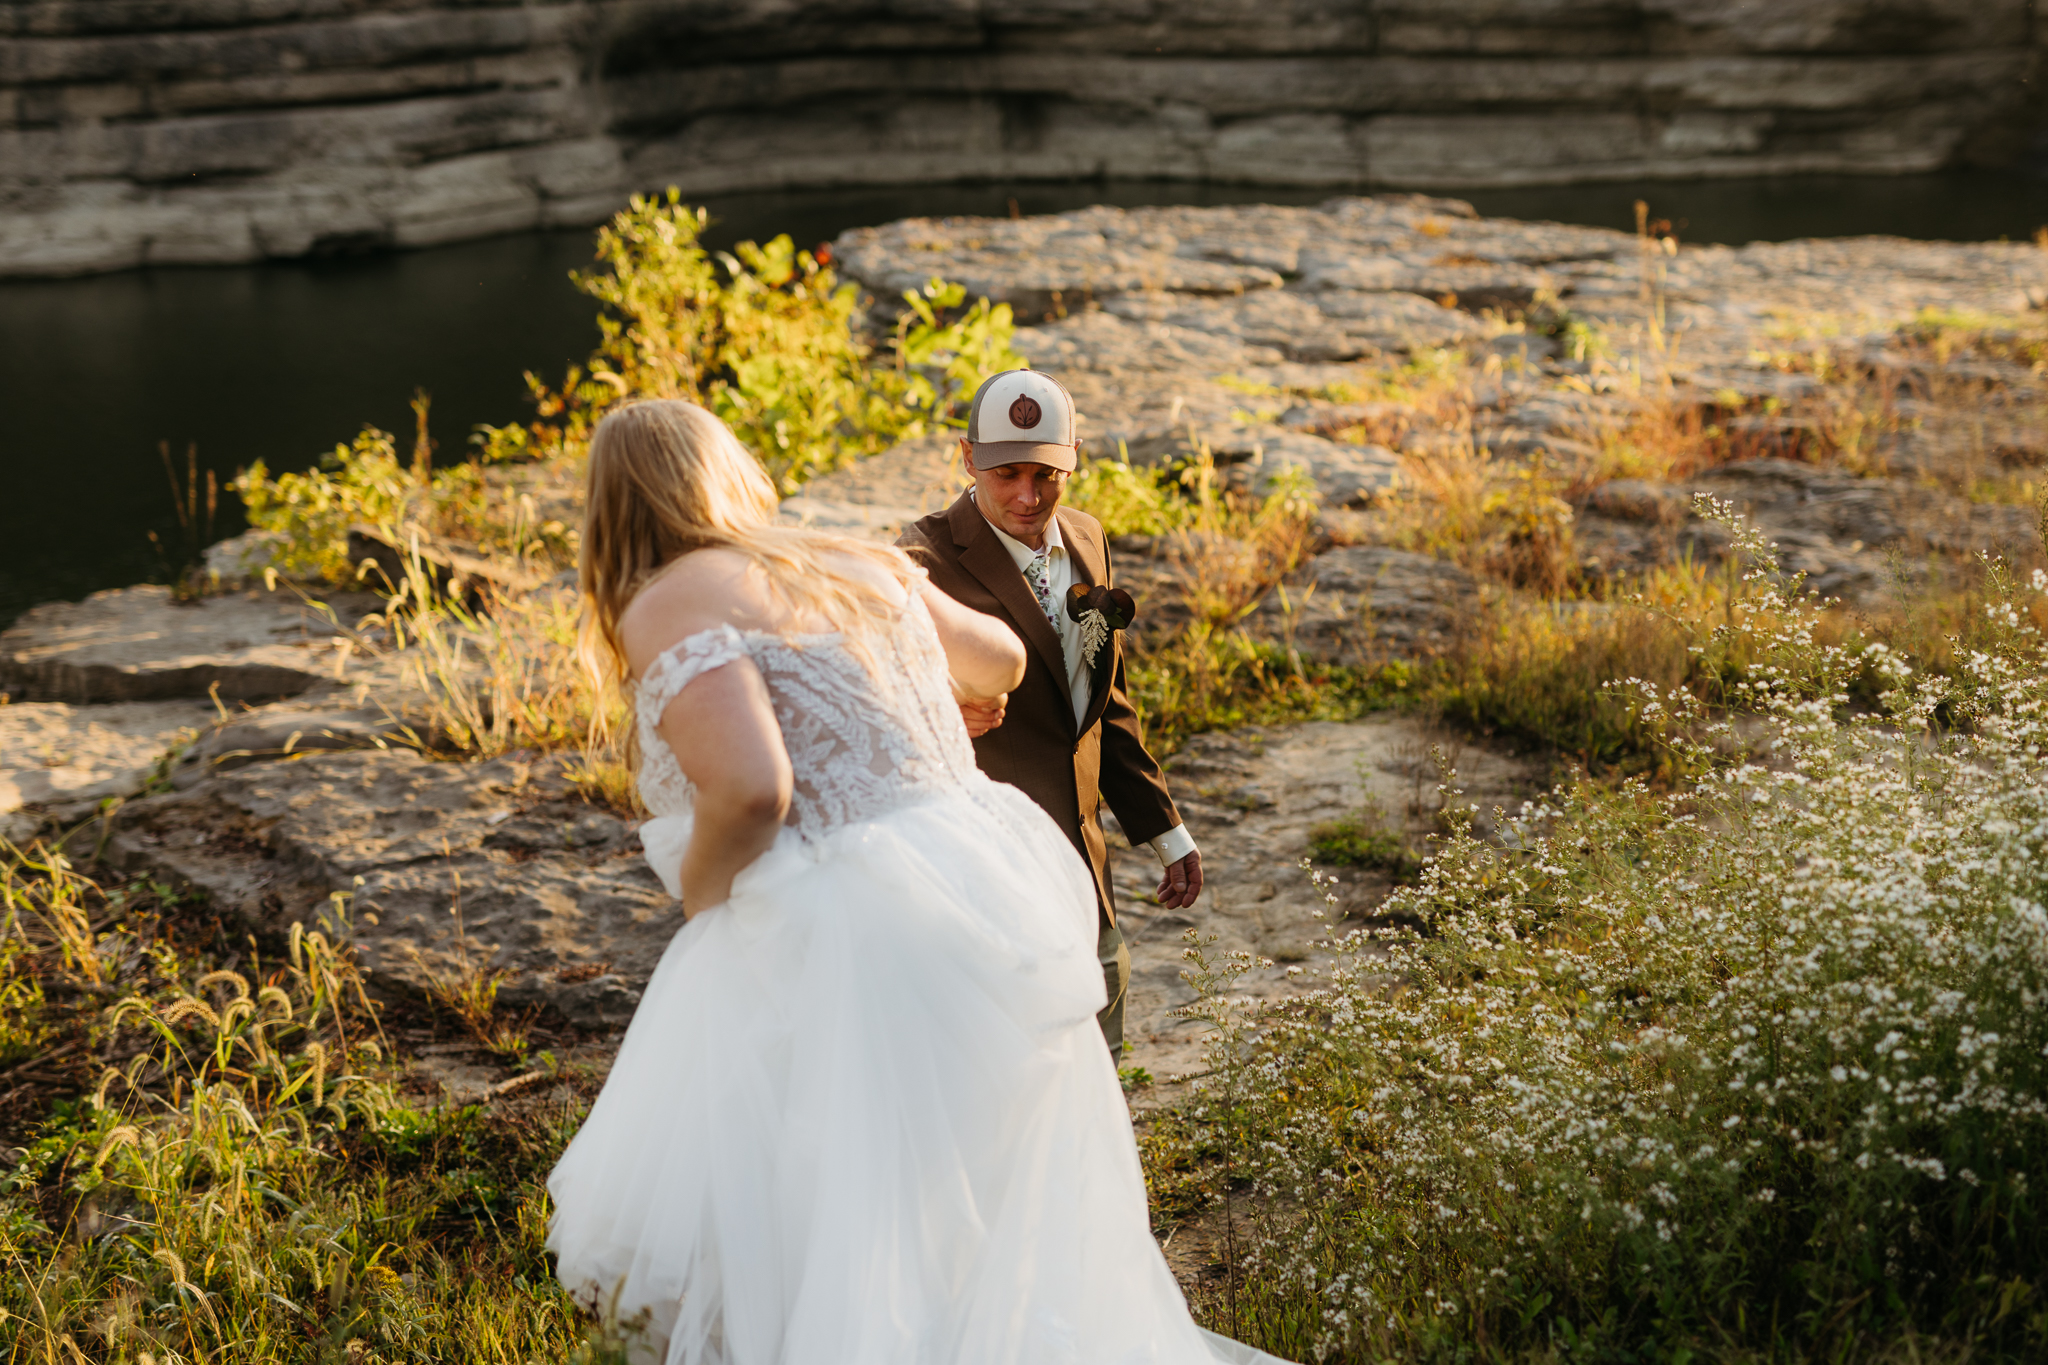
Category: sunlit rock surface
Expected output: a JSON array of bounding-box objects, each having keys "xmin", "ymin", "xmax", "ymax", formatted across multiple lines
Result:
[
  {"xmin": 1111, "ymin": 716, "xmax": 1538, "ymax": 1089},
  {"xmin": 0, "ymin": 584, "xmax": 365, "ymax": 702},
  {"xmin": 0, "ymin": 698, "xmax": 210, "ymax": 815},
  {"xmin": 6, "ymin": 0, "xmax": 2044, "ymax": 274},
  {"xmin": 102, "ymin": 749, "xmax": 665, "ymax": 1027}
]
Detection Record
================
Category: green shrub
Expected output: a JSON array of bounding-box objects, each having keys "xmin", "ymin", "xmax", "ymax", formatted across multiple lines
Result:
[
  {"xmin": 489, "ymin": 191, "xmax": 1024, "ymax": 493},
  {"xmin": 1066, "ymin": 455, "xmax": 1189, "ymax": 537},
  {"xmin": 240, "ymin": 191, "xmax": 1027, "ymax": 582},
  {"xmin": 1162, "ymin": 526, "xmax": 2048, "ymax": 1362}
]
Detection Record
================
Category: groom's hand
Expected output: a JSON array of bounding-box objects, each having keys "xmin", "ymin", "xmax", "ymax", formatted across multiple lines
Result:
[
  {"xmin": 1155, "ymin": 850, "xmax": 1203, "ymax": 910},
  {"xmin": 958, "ymin": 692, "xmax": 1007, "ymax": 738}
]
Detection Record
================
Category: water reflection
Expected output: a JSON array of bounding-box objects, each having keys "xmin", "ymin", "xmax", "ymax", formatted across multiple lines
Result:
[{"xmin": 3, "ymin": 171, "xmax": 2045, "ymax": 626}]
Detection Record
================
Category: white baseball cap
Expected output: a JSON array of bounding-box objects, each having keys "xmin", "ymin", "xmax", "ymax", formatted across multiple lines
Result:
[{"xmin": 964, "ymin": 369, "xmax": 1079, "ymax": 471}]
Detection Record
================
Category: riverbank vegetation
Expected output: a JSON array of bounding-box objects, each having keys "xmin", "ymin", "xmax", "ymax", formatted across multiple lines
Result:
[
  {"xmin": 234, "ymin": 190, "xmax": 1025, "ymax": 583},
  {"xmin": 1149, "ymin": 533, "xmax": 2048, "ymax": 1362}
]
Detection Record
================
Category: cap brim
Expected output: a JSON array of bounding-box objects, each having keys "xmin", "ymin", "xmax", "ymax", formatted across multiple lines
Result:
[{"xmin": 968, "ymin": 440, "xmax": 1078, "ymax": 472}]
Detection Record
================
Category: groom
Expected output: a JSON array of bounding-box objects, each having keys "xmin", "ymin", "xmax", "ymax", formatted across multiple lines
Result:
[{"xmin": 899, "ymin": 369, "xmax": 1202, "ymax": 1055}]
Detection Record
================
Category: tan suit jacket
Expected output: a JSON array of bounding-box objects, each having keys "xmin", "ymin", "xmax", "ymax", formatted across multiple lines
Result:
[{"xmin": 899, "ymin": 491, "xmax": 1181, "ymax": 928}]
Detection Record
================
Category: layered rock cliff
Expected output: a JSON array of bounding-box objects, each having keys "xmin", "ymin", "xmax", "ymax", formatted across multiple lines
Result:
[{"xmin": 4, "ymin": 0, "xmax": 2043, "ymax": 275}]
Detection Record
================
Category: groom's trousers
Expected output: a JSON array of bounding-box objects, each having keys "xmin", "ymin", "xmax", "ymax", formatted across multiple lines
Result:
[{"xmin": 1098, "ymin": 919, "xmax": 1131, "ymax": 1057}]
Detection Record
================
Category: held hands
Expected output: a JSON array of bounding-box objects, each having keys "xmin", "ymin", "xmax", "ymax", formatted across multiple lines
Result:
[
  {"xmin": 1154, "ymin": 850, "xmax": 1203, "ymax": 910},
  {"xmin": 955, "ymin": 687, "xmax": 1009, "ymax": 738}
]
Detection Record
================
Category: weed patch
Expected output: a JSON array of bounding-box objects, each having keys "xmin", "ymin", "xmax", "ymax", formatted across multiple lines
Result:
[{"xmin": 0, "ymin": 840, "xmax": 627, "ymax": 1363}]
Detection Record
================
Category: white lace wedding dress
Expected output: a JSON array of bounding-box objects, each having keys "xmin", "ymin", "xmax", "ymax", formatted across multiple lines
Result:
[{"xmin": 546, "ymin": 594, "xmax": 1280, "ymax": 1365}]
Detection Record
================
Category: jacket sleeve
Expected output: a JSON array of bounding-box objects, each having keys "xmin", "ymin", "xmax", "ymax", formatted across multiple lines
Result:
[
  {"xmin": 1095, "ymin": 645, "xmax": 1182, "ymax": 849},
  {"xmin": 1091, "ymin": 530, "xmax": 1181, "ymax": 848}
]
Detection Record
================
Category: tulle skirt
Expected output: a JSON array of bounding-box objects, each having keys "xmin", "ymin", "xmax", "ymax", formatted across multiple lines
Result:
[{"xmin": 546, "ymin": 780, "xmax": 1277, "ymax": 1364}]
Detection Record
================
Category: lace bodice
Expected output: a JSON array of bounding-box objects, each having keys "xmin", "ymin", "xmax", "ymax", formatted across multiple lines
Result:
[{"xmin": 634, "ymin": 594, "xmax": 982, "ymax": 845}]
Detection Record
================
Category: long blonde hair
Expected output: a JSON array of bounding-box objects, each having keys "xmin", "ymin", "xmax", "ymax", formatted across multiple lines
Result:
[{"xmin": 578, "ymin": 399, "xmax": 917, "ymax": 690}]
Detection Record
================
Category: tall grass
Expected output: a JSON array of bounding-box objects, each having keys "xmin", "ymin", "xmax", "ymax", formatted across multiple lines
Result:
[
  {"xmin": 298, "ymin": 547, "xmax": 640, "ymax": 816},
  {"xmin": 0, "ymin": 841, "xmax": 620, "ymax": 1365}
]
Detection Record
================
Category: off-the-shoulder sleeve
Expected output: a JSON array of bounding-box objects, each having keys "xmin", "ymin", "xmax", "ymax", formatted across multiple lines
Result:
[{"xmin": 637, "ymin": 625, "xmax": 750, "ymax": 725}]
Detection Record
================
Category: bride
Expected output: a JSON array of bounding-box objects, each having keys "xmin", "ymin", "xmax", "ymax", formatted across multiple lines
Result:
[{"xmin": 546, "ymin": 399, "xmax": 1282, "ymax": 1365}]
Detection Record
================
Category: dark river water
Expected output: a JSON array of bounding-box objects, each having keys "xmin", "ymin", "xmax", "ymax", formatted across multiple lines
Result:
[{"xmin": 5, "ymin": 170, "xmax": 2048, "ymax": 628}]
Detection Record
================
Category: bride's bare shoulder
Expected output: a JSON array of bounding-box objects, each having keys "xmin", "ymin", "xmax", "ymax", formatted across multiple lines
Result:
[{"xmin": 618, "ymin": 549, "xmax": 772, "ymax": 679}]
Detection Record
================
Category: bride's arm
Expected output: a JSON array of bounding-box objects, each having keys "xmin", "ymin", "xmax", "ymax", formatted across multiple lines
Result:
[
  {"xmin": 622, "ymin": 549, "xmax": 793, "ymax": 916},
  {"xmin": 920, "ymin": 580, "xmax": 1026, "ymax": 699},
  {"xmin": 657, "ymin": 660, "xmax": 793, "ymax": 917}
]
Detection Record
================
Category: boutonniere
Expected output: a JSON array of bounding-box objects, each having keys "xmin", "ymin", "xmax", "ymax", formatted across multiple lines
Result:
[{"xmin": 1065, "ymin": 584, "xmax": 1137, "ymax": 669}]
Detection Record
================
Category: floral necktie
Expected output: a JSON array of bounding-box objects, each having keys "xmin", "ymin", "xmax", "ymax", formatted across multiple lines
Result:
[{"xmin": 1022, "ymin": 550, "xmax": 1061, "ymax": 634}]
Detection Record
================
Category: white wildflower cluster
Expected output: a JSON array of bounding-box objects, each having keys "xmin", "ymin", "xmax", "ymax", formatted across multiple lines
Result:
[{"xmin": 1177, "ymin": 521, "xmax": 2048, "ymax": 1360}]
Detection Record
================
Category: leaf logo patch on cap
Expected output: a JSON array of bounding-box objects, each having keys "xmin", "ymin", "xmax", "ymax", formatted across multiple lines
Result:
[{"xmin": 1008, "ymin": 395, "xmax": 1042, "ymax": 429}]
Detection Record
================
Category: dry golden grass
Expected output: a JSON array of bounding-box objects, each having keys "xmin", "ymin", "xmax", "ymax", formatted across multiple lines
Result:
[{"xmin": 1377, "ymin": 436, "xmax": 1583, "ymax": 598}]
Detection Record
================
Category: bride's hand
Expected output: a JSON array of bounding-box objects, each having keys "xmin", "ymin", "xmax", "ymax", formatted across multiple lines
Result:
[
  {"xmin": 957, "ymin": 690, "xmax": 1008, "ymax": 737},
  {"xmin": 679, "ymin": 878, "xmax": 733, "ymax": 921}
]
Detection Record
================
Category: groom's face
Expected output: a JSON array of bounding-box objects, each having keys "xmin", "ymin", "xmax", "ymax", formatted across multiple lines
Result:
[{"xmin": 964, "ymin": 439, "xmax": 1068, "ymax": 550}]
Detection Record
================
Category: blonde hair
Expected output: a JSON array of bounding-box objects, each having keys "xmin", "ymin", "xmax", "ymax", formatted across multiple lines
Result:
[{"xmin": 578, "ymin": 400, "xmax": 918, "ymax": 691}]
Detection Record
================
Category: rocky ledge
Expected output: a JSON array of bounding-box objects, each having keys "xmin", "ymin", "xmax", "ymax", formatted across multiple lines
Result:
[{"xmin": 8, "ymin": 198, "xmax": 2044, "ymax": 1068}]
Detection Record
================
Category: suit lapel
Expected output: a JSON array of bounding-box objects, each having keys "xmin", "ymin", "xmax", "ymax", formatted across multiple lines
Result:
[
  {"xmin": 1061, "ymin": 509, "xmax": 1118, "ymax": 738},
  {"xmin": 948, "ymin": 493, "xmax": 1073, "ymax": 725}
]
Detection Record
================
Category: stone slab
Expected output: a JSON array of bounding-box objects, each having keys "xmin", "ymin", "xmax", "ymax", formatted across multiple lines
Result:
[
  {"xmin": 0, "ymin": 585, "xmax": 358, "ymax": 703},
  {"xmin": 0, "ymin": 698, "xmax": 212, "ymax": 814},
  {"xmin": 1255, "ymin": 545, "xmax": 1482, "ymax": 661},
  {"xmin": 101, "ymin": 748, "xmax": 672, "ymax": 1028}
]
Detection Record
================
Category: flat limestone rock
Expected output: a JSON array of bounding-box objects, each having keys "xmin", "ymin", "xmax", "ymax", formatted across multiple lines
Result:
[
  {"xmin": 180, "ymin": 703, "xmax": 412, "ymax": 775},
  {"xmin": 0, "ymin": 679, "xmax": 426, "ymax": 846},
  {"xmin": 1109, "ymin": 715, "xmax": 1538, "ymax": 1089},
  {"xmin": 844, "ymin": 201, "xmax": 2048, "ymax": 389},
  {"xmin": 0, "ymin": 698, "xmax": 213, "ymax": 813},
  {"xmin": 794, "ymin": 432, "xmax": 964, "ymax": 512},
  {"xmin": 836, "ymin": 210, "xmax": 1286, "ymax": 319},
  {"xmin": 1, "ymin": 585, "xmax": 358, "ymax": 703},
  {"xmin": 776, "ymin": 433, "xmax": 968, "ymax": 542},
  {"xmin": 102, "ymin": 748, "xmax": 673, "ymax": 1028}
]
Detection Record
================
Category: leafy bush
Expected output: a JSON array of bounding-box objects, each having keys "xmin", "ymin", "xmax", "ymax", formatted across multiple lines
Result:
[
  {"xmin": 1162, "ymin": 524, "xmax": 2048, "ymax": 1362},
  {"xmin": 485, "ymin": 191, "xmax": 1023, "ymax": 492},
  {"xmin": 235, "ymin": 425, "xmax": 416, "ymax": 582},
  {"xmin": 241, "ymin": 191, "xmax": 1026, "ymax": 581},
  {"xmin": 235, "ymin": 398, "xmax": 559, "ymax": 583},
  {"xmin": 1066, "ymin": 455, "xmax": 1192, "ymax": 537}
]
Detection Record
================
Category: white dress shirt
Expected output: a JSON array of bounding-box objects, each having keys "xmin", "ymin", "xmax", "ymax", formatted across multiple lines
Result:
[{"xmin": 977, "ymin": 503, "xmax": 1199, "ymax": 870}]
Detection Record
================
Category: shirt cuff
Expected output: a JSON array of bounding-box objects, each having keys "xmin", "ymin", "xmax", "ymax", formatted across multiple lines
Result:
[{"xmin": 1148, "ymin": 823, "xmax": 1198, "ymax": 868}]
